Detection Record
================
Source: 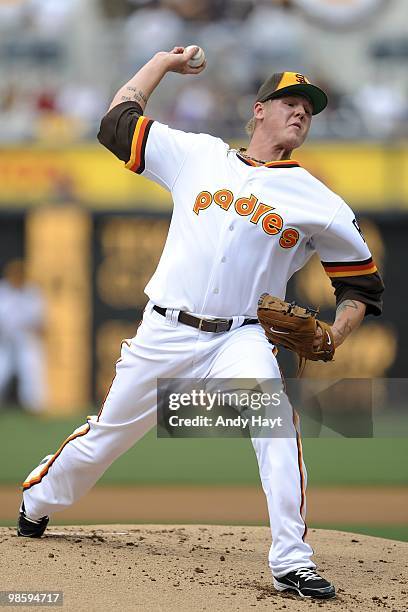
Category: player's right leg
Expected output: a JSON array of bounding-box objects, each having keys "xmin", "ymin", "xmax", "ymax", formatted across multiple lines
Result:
[{"xmin": 19, "ymin": 304, "xmax": 194, "ymax": 531}]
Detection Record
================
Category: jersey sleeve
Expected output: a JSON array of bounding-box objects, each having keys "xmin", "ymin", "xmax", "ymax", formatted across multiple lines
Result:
[
  {"xmin": 98, "ymin": 101, "xmax": 200, "ymax": 190},
  {"xmin": 312, "ymin": 201, "xmax": 384, "ymax": 316}
]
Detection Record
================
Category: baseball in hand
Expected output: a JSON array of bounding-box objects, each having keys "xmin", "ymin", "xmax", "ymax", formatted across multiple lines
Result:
[{"xmin": 185, "ymin": 45, "xmax": 205, "ymax": 68}]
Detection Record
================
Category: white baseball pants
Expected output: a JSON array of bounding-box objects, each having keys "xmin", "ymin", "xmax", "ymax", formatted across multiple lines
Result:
[{"xmin": 22, "ymin": 301, "xmax": 315, "ymax": 577}]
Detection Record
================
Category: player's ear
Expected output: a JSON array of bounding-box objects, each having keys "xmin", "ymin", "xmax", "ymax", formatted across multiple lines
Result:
[{"xmin": 253, "ymin": 101, "xmax": 266, "ymax": 120}]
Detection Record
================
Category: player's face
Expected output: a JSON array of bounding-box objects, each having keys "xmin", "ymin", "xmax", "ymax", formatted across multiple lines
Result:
[{"xmin": 259, "ymin": 95, "xmax": 313, "ymax": 150}]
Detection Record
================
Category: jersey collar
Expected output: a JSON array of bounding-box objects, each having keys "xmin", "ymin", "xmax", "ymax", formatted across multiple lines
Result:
[{"xmin": 236, "ymin": 151, "xmax": 300, "ymax": 169}]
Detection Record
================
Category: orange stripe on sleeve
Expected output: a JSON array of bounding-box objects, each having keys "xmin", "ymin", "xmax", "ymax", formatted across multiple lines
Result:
[
  {"xmin": 322, "ymin": 257, "xmax": 378, "ymax": 278},
  {"xmin": 325, "ymin": 264, "xmax": 377, "ymax": 278},
  {"xmin": 125, "ymin": 116, "xmax": 143, "ymax": 170},
  {"xmin": 125, "ymin": 116, "xmax": 151, "ymax": 173},
  {"xmin": 327, "ymin": 266, "xmax": 377, "ymax": 278}
]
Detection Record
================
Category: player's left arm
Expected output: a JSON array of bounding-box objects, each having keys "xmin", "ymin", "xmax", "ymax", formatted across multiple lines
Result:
[
  {"xmin": 329, "ymin": 298, "xmax": 366, "ymax": 348},
  {"xmin": 312, "ymin": 201, "xmax": 384, "ymax": 349}
]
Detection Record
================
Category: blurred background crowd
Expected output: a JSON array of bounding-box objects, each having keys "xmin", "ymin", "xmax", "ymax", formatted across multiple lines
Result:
[
  {"xmin": 0, "ymin": 0, "xmax": 407, "ymax": 414},
  {"xmin": 0, "ymin": 0, "xmax": 407, "ymax": 143}
]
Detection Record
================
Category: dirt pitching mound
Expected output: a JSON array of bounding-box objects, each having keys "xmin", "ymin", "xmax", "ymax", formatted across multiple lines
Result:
[{"xmin": 1, "ymin": 525, "xmax": 407, "ymax": 611}]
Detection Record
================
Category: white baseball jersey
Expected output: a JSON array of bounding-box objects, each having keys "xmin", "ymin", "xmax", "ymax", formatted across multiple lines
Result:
[
  {"xmin": 21, "ymin": 101, "xmax": 383, "ymax": 580},
  {"xmin": 124, "ymin": 116, "xmax": 377, "ymax": 317}
]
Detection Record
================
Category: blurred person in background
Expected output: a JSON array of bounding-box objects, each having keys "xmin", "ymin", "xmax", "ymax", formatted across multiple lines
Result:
[
  {"xmin": 171, "ymin": 82, "xmax": 216, "ymax": 131},
  {"xmin": 123, "ymin": 2, "xmax": 184, "ymax": 71},
  {"xmin": 0, "ymin": 259, "xmax": 46, "ymax": 414},
  {"xmin": 351, "ymin": 81, "xmax": 406, "ymax": 138},
  {"xmin": 241, "ymin": 0, "xmax": 304, "ymax": 71}
]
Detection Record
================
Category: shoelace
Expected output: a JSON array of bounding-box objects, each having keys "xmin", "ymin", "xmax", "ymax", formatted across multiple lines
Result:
[{"xmin": 294, "ymin": 568, "xmax": 323, "ymax": 582}]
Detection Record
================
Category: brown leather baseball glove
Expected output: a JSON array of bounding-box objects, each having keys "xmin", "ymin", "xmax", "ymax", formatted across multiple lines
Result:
[{"xmin": 257, "ymin": 293, "xmax": 334, "ymax": 374}]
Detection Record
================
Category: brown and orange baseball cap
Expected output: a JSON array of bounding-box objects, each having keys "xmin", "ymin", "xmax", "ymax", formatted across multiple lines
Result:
[{"xmin": 256, "ymin": 72, "xmax": 328, "ymax": 115}]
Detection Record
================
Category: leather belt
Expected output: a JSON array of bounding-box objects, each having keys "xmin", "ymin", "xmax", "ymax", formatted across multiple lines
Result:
[{"xmin": 153, "ymin": 305, "xmax": 258, "ymax": 333}]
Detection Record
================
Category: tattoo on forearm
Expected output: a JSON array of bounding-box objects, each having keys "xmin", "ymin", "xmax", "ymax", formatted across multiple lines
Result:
[
  {"xmin": 336, "ymin": 299, "xmax": 359, "ymax": 315},
  {"xmin": 333, "ymin": 299, "xmax": 365, "ymax": 346},
  {"xmin": 120, "ymin": 87, "xmax": 148, "ymax": 105},
  {"xmin": 334, "ymin": 320, "xmax": 353, "ymax": 343}
]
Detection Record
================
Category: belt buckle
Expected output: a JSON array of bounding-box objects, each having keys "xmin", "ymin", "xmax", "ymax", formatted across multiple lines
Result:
[
  {"xmin": 213, "ymin": 317, "xmax": 230, "ymax": 333},
  {"xmin": 198, "ymin": 316, "xmax": 230, "ymax": 332}
]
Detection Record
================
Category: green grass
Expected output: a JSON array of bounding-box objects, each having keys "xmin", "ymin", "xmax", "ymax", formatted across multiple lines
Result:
[
  {"xmin": 1, "ymin": 411, "xmax": 407, "ymax": 486},
  {"xmin": 1, "ymin": 518, "xmax": 406, "ymax": 542},
  {"xmin": 310, "ymin": 524, "xmax": 408, "ymax": 542}
]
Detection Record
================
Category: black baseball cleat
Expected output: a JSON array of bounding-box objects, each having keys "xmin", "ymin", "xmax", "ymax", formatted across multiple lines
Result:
[
  {"xmin": 273, "ymin": 567, "xmax": 336, "ymax": 599},
  {"xmin": 17, "ymin": 502, "xmax": 49, "ymax": 538}
]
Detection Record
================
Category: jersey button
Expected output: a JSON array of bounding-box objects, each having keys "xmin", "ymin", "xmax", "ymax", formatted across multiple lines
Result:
[
  {"xmin": 213, "ymin": 288, "xmax": 219, "ymax": 294},
  {"xmin": 221, "ymin": 256, "xmax": 226, "ymax": 263},
  {"xmin": 229, "ymin": 225, "xmax": 234, "ymax": 231}
]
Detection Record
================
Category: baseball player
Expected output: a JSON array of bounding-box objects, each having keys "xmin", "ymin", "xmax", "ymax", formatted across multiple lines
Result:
[
  {"xmin": 0, "ymin": 259, "xmax": 46, "ymax": 413},
  {"xmin": 18, "ymin": 47, "xmax": 384, "ymax": 600}
]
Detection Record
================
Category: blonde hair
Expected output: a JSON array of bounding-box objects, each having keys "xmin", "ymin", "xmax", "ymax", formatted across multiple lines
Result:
[
  {"xmin": 246, "ymin": 99, "xmax": 275, "ymax": 137},
  {"xmin": 245, "ymin": 116, "xmax": 256, "ymax": 137}
]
